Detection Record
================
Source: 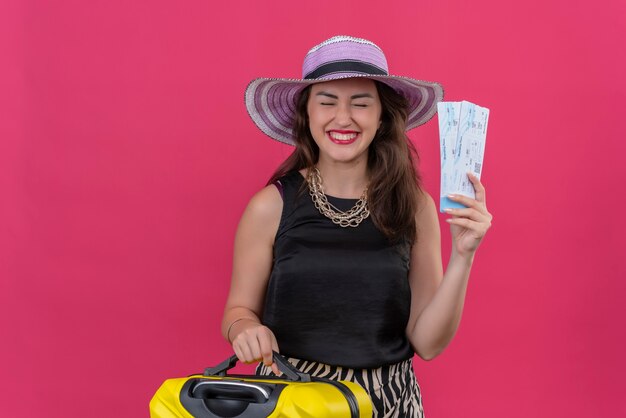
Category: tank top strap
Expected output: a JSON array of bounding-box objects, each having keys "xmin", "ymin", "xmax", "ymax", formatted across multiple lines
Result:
[
  {"xmin": 274, "ymin": 170, "xmax": 305, "ymax": 200},
  {"xmin": 274, "ymin": 170, "xmax": 307, "ymax": 231}
]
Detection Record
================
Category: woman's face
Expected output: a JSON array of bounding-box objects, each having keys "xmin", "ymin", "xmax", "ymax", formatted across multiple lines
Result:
[{"xmin": 307, "ymin": 78, "xmax": 382, "ymax": 166}]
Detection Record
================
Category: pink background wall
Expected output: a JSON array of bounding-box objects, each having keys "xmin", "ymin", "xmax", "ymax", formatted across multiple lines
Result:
[{"xmin": 2, "ymin": 0, "xmax": 625, "ymax": 417}]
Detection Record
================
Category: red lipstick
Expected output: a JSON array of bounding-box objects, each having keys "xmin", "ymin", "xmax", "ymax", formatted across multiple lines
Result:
[{"xmin": 327, "ymin": 130, "xmax": 359, "ymax": 145}]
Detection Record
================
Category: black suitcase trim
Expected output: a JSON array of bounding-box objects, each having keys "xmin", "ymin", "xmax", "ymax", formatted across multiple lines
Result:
[{"xmin": 312, "ymin": 377, "xmax": 360, "ymax": 418}]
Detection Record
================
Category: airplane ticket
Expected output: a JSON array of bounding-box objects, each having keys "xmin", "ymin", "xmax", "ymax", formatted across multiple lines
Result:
[{"xmin": 437, "ymin": 101, "xmax": 489, "ymax": 213}]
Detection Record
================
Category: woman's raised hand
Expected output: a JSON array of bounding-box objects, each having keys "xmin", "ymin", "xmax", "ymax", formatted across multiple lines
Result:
[
  {"xmin": 444, "ymin": 173, "xmax": 493, "ymax": 257},
  {"xmin": 230, "ymin": 319, "xmax": 281, "ymax": 376}
]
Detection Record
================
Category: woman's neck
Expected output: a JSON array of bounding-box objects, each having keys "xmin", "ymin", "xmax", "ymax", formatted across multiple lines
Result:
[{"xmin": 310, "ymin": 158, "xmax": 369, "ymax": 199}]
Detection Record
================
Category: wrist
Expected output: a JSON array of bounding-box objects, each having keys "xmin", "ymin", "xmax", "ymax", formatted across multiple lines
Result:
[
  {"xmin": 226, "ymin": 317, "xmax": 259, "ymax": 343},
  {"xmin": 450, "ymin": 248, "xmax": 475, "ymax": 266}
]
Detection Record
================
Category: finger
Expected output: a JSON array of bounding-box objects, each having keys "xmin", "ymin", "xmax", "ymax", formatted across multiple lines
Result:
[
  {"xmin": 249, "ymin": 341, "xmax": 262, "ymax": 364},
  {"xmin": 271, "ymin": 362, "xmax": 282, "ymax": 377},
  {"xmin": 234, "ymin": 339, "xmax": 255, "ymax": 363},
  {"xmin": 466, "ymin": 172, "xmax": 487, "ymax": 204},
  {"xmin": 270, "ymin": 332, "xmax": 280, "ymax": 353},
  {"xmin": 232, "ymin": 345, "xmax": 244, "ymax": 364},
  {"xmin": 446, "ymin": 207, "xmax": 493, "ymax": 224},
  {"xmin": 267, "ymin": 331, "xmax": 282, "ymax": 376},
  {"xmin": 447, "ymin": 194, "xmax": 489, "ymax": 215},
  {"xmin": 444, "ymin": 207, "xmax": 486, "ymax": 222},
  {"xmin": 264, "ymin": 328, "xmax": 283, "ymax": 376},
  {"xmin": 245, "ymin": 329, "xmax": 263, "ymax": 362},
  {"xmin": 446, "ymin": 217, "xmax": 490, "ymax": 236},
  {"xmin": 257, "ymin": 329, "xmax": 275, "ymax": 366}
]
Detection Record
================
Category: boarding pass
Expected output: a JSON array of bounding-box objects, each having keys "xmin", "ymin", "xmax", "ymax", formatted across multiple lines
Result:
[{"xmin": 437, "ymin": 101, "xmax": 490, "ymax": 213}]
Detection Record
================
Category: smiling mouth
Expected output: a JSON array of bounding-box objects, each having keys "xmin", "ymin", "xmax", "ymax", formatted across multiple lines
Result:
[{"xmin": 327, "ymin": 130, "xmax": 359, "ymax": 144}]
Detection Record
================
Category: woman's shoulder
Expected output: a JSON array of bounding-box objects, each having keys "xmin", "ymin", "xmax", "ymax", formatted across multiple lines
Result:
[
  {"xmin": 247, "ymin": 183, "xmax": 283, "ymax": 218},
  {"xmin": 415, "ymin": 189, "xmax": 437, "ymax": 223},
  {"xmin": 416, "ymin": 188, "xmax": 435, "ymax": 208},
  {"xmin": 411, "ymin": 189, "xmax": 440, "ymax": 253},
  {"xmin": 234, "ymin": 183, "xmax": 283, "ymax": 245}
]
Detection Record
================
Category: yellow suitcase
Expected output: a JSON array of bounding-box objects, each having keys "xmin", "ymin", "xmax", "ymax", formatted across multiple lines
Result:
[{"xmin": 150, "ymin": 352, "xmax": 373, "ymax": 417}]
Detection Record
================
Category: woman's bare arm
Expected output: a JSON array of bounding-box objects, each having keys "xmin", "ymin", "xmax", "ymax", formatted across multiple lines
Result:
[
  {"xmin": 406, "ymin": 176, "xmax": 492, "ymax": 360},
  {"xmin": 221, "ymin": 184, "xmax": 282, "ymax": 370}
]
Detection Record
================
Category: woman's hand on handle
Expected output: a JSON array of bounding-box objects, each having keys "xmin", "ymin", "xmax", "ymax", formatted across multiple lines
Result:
[
  {"xmin": 444, "ymin": 172, "xmax": 493, "ymax": 257},
  {"xmin": 230, "ymin": 319, "xmax": 281, "ymax": 376}
]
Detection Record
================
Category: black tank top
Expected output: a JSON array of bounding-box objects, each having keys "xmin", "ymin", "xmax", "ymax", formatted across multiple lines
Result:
[{"xmin": 262, "ymin": 171, "xmax": 414, "ymax": 368}]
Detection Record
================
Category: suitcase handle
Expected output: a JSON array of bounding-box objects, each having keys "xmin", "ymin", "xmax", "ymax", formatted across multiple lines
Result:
[
  {"xmin": 188, "ymin": 380, "xmax": 278, "ymax": 416},
  {"xmin": 203, "ymin": 351, "xmax": 311, "ymax": 382},
  {"xmin": 191, "ymin": 381, "xmax": 270, "ymax": 402}
]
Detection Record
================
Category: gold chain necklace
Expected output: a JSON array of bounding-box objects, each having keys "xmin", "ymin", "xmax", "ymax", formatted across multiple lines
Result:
[{"xmin": 306, "ymin": 167, "xmax": 370, "ymax": 228}]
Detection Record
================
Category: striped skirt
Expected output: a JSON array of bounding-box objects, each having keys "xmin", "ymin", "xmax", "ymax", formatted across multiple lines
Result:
[{"xmin": 256, "ymin": 357, "xmax": 424, "ymax": 417}]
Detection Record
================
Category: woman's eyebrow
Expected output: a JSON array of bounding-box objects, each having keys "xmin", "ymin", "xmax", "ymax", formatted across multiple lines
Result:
[
  {"xmin": 316, "ymin": 92, "xmax": 338, "ymax": 99},
  {"xmin": 351, "ymin": 93, "xmax": 374, "ymax": 99},
  {"xmin": 315, "ymin": 92, "xmax": 375, "ymax": 99}
]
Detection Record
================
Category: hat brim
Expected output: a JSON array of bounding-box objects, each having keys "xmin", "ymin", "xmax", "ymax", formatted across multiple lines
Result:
[{"xmin": 245, "ymin": 74, "xmax": 444, "ymax": 145}]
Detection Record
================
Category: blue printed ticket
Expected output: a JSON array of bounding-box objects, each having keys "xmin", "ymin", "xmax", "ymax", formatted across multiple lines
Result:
[{"xmin": 437, "ymin": 101, "xmax": 490, "ymax": 213}]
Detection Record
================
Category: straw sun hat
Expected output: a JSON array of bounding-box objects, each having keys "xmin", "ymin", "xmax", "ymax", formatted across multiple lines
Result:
[{"xmin": 244, "ymin": 35, "xmax": 444, "ymax": 145}]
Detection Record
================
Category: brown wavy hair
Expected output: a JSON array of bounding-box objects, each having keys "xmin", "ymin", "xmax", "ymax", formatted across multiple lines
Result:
[{"xmin": 268, "ymin": 81, "xmax": 422, "ymax": 244}]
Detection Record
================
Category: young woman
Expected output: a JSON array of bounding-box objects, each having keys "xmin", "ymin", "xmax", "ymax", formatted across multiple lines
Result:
[{"xmin": 221, "ymin": 36, "xmax": 492, "ymax": 417}]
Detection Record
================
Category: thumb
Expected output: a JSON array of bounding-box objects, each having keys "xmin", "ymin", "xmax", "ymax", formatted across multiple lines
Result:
[
  {"xmin": 271, "ymin": 335, "xmax": 280, "ymax": 354},
  {"xmin": 271, "ymin": 362, "xmax": 282, "ymax": 377},
  {"xmin": 270, "ymin": 337, "xmax": 282, "ymax": 376}
]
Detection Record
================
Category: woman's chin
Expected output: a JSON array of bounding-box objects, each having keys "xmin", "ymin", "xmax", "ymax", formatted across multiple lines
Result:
[{"xmin": 319, "ymin": 150, "xmax": 368, "ymax": 165}]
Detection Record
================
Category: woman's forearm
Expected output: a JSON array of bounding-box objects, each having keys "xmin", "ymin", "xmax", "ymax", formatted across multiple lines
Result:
[{"xmin": 410, "ymin": 250, "xmax": 475, "ymax": 360}]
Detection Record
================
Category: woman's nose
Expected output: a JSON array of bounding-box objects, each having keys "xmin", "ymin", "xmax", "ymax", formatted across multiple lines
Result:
[{"xmin": 334, "ymin": 102, "xmax": 353, "ymax": 125}]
